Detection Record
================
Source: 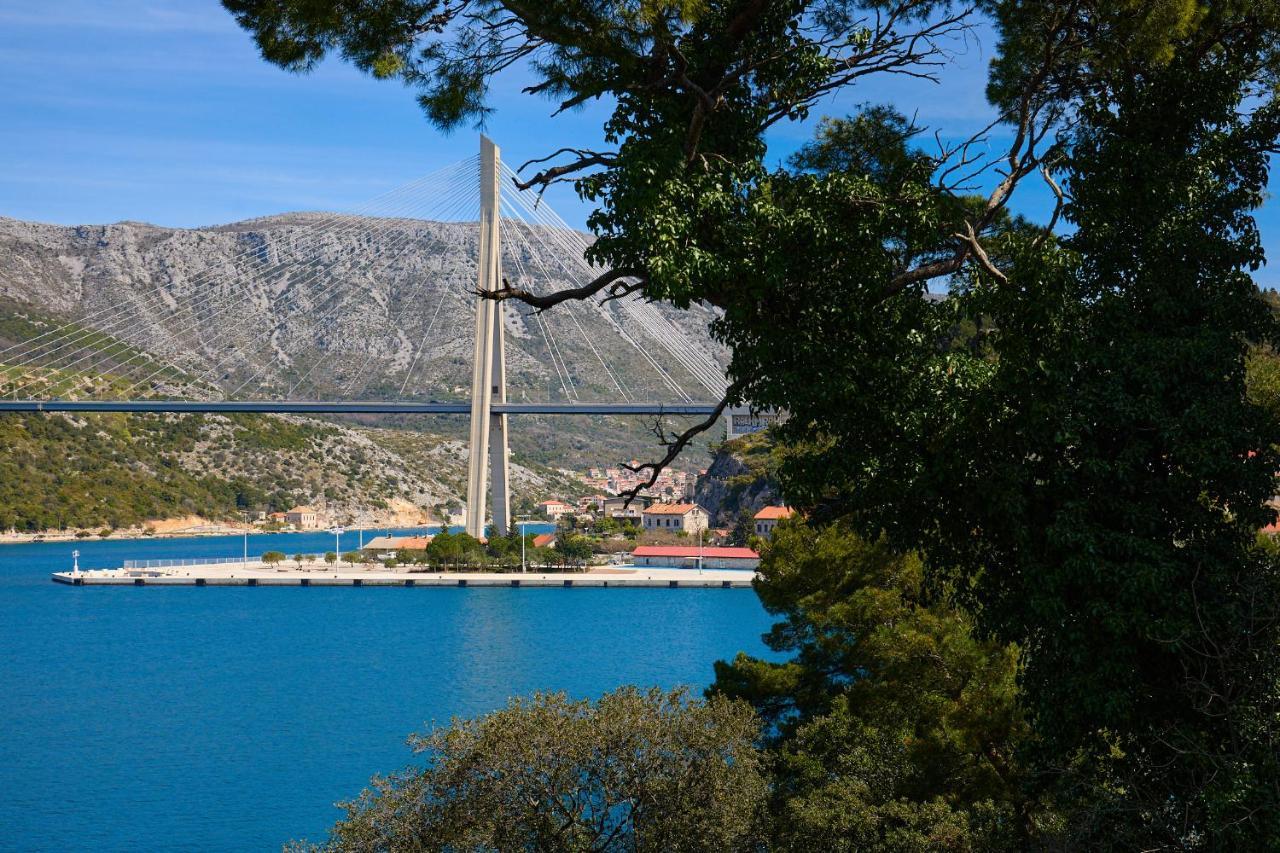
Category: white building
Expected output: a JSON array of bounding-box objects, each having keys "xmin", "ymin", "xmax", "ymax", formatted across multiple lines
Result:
[
  {"xmin": 641, "ymin": 503, "xmax": 709, "ymax": 535},
  {"xmin": 284, "ymin": 506, "xmax": 318, "ymax": 529},
  {"xmin": 753, "ymin": 506, "xmax": 795, "ymax": 539},
  {"xmin": 537, "ymin": 500, "xmax": 573, "ymax": 519},
  {"xmin": 603, "ymin": 495, "xmax": 651, "ymax": 520}
]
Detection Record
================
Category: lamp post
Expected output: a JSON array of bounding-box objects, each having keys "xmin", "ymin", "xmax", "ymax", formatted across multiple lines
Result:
[
  {"xmin": 330, "ymin": 526, "xmax": 345, "ymax": 562},
  {"xmin": 697, "ymin": 526, "xmax": 704, "ymax": 575},
  {"xmin": 516, "ymin": 517, "xmax": 531, "ymax": 573},
  {"xmin": 240, "ymin": 511, "xmax": 250, "ymax": 569},
  {"xmin": 71, "ymin": 549, "xmax": 80, "ymax": 578}
]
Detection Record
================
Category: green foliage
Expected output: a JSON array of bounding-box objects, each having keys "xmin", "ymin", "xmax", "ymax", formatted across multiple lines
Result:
[
  {"xmin": 424, "ymin": 530, "xmax": 487, "ymax": 569},
  {"xmin": 292, "ymin": 687, "xmax": 767, "ymax": 852},
  {"xmin": 261, "ymin": 551, "xmax": 285, "ymax": 565},
  {"xmin": 713, "ymin": 522, "xmax": 1033, "ymax": 850},
  {"xmin": 553, "ymin": 532, "xmax": 593, "ymax": 566},
  {"xmin": 0, "ymin": 412, "xmax": 325, "ymax": 531},
  {"xmin": 1246, "ymin": 344, "xmax": 1280, "ymax": 423},
  {"xmin": 323, "ymin": 551, "xmax": 336, "ymax": 564},
  {"xmin": 226, "ymin": 1, "xmax": 1280, "ymax": 846}
]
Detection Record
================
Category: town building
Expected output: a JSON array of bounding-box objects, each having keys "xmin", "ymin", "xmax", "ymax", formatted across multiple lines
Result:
[
  {"xmin": 361, "ymin": 535, "xmax": 433, "ymax": 557},
  {"xmin": 537, "ymin": 499, "xmax": 573, "ymax": 519},
  {"xmin": 284, "ymin": 506, "xmax": 319, "ymax": 529},
  {"xmin": 631, "ymin": 544, "xmax": 759, "ymax": 570},
  {"xmin": 578, "ymin": 494, "xmax": 608, "ymax": 513},
  {"xmin": 532, "ymin": 532, "xmax": 556, "ymax": 549},
  {"xmin": 641, "ymin": 503, "xmax": 709, "ymax": 535},
  {"xmin": 603, "ymin": 495, "xmax": 651, "ymax": 520},
  {"xmin": 753, "ymin": 506, "xmax": 795, "ymax": 539}
]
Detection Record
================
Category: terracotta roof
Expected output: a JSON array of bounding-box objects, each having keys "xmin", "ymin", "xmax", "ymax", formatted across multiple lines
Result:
[
  {"xmin": 538, "ymin": 499, "xmax": 571, "ymax": 507},
  {"xmin": 532, "ymin": 533, "xmax": 556, "ymax": 548},
  {"xmin": 753, "ymin": 506, "xmax": 795, "ymax": 520},
  {"xmin": 286, "ymin": 506, "xmax": 315, "ymax": 514},
  {"xmin": 632, "ymin": 545, "xmax": 758, "ymax": 559},
  {"xmin": 642, "ymin": 503, "xmax": 702, "ymax": 515},
  {"xmin": 363, "ymin": 535, "xmax": 433, "ymax": 550}
]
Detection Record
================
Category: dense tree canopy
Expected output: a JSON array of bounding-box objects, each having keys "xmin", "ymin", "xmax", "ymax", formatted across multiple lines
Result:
[
  {"xmin": 292, "ymin": 687, "xmax": 767, "ymax": 852},
  {"xmin": 228, "ymin": 0, "xmax": 1280, "ymax": 847},
  {"xmin": 713, "ymin": 521, "xmax": 1034, "ymax": 850}
]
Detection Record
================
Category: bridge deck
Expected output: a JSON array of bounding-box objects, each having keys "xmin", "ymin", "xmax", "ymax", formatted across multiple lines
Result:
[{"xmin": 0, "ymin": 400, "xmax": 720, "ymax": 416}]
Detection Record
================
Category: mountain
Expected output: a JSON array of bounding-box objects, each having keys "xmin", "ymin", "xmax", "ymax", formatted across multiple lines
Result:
[
  {"xmin": 0, "ymin": 213, "xmax": 730, "ymax": 466},
  {"xmin": 0, "ymin": 213, "xmax": 726, "ymax": 402},
  {"xmin": 0, "ymin": 408, "xmax": 588, "ymax": 534},
  {"xmin": 0, "ymin": 213, "xmax": 731, "ymax": 532},
  {"xmin": 694, "ymin": 432, "xmax": 783, "ymax": 528}
]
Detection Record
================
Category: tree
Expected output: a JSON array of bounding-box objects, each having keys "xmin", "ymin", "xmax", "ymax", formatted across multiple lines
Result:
[
  {"xmin": 713, "ymin": 521, "xmax": 1034, "ymax": 850},
  {"xmin": 342, "ymin": 550, "xmax": 361, "ymax": 567},
  {"xmin": 292, "ymin": 552, "xmax": 304, "ymax": 568},
  {"xmin": 726, "ymin": 507, "xmax": 756, "ymax": 548},
  {"xmin": 221, "ymin": 0, "xmax": 1008, "ymax": 488},
  {"xmin": 227, "ymin": 1, "xmax": 1280, "ymax": 844},
  {"xmin": 426, "ymin": 530, "xmax": 461, "ymax": 569},
  {"xmin": 262, "ymin": 550, "xmax": 285, "ymax": 566},
  {"xmin": 323, "ymin": 551, "xmax": 336, "ymax": 565},
  {"xmin": 291, "ymin": 687, "xmax": 766, "ymax": 852},
  {"xmin": 553, "ymin": 533, "xmax": 592, "ymax": 568}
]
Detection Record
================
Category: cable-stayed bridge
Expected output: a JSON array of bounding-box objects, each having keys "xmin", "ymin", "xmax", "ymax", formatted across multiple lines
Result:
[{"xmin": 0, "ymin": 137, "xmax": 729, "ymax": 536}]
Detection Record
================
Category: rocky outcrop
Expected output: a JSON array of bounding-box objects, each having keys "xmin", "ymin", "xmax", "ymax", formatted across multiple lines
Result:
[
  {"xmin": 694, "ymin": 435, "xmax": 781, "ymax": 528},
  {"xmin": 0, "ymin": 213, "xmax": 727, "ymax": 404}
]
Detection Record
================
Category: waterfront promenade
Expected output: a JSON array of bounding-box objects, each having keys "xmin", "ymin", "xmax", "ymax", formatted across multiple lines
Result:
[{"xmin": 53, "ymin": 560, "xmax": 756, "ymax": 588}]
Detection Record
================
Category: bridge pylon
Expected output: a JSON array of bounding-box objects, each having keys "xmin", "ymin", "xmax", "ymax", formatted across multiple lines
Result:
[{"xmin": 465, "ymin": 135, "xmax": 512, "ymax": 539}]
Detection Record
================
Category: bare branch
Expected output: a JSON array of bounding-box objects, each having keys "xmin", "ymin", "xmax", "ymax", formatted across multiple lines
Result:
[
  {"xmin": 1032, "ymin": 162, "xmax": 1066, "ymax": 249},
  {"xmin": 619, "ymin": 391, "xmax": 737, "ymax": 504},
  {"xmin": 481, "ymin": 268, "xmax": 646, "ymax": 312},
  {"xmin": 513, "ymin": 148, "xmax": 617, "ymax": 191},
  {"xmin": 954, "ymin": 222, "xmax": 1007, "ymax": 285}
]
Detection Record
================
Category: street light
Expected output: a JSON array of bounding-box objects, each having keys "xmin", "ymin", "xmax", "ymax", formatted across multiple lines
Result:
[
  {"xmin": 517, "ymin": 517, "xmax": 532, "ymax": 573},
  {"xmin": 697, "ymin": 526, "xmax": 704, "ymax": 575},
  {"xmin": 240, "ymin": 511, "xmax": 250, "ymax": 569},
  {"xmin": 71, "ymin": 549, "xmax": 80, "ymax": 577},
  {"xmin": 330, "ymin": 526, "xmax": 345, "ymax": 563}
]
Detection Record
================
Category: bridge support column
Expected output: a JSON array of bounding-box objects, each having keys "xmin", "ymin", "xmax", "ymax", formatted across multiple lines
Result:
[{"xmin": 466, "ymin": 135, "xmax": 511, "ymax": 538}]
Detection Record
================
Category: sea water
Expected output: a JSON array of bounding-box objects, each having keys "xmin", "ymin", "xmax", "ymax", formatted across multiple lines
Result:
[{"xmin": 0, "ymin": 531, "xmax": 774, "ymax": 851}]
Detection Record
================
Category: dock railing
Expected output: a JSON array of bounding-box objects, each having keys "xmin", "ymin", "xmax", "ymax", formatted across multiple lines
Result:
[{"xmin": 122, "ymin": 557, "xmax": 255, "ymax": 569}]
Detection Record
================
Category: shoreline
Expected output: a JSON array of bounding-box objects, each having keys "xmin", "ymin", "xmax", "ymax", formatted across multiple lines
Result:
[{"xmin": 0, "ymin": 522, "xmax": 442, "ymax": 546}]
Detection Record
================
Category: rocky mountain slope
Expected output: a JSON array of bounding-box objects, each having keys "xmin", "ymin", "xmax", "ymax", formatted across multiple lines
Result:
[
  {"xmin": 0, "ymin": 409, "xmax": 583, "ymax": 534},
  {"xmin": 0, "ymin": 212, "xmax": 731, "ymax": 532},
  {"xmin": 694, "ymin": 433, "xmax": 782, "ymax": 528},
  {"xmin": 0, "ymin": 212, "xmax": 729, "ymax": 468},
  {"xmin": 0, "ymin": 213, "xmax": 727, "ymax": 403}
]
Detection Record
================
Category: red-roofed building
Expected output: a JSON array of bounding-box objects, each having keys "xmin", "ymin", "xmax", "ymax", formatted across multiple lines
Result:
[
  {"xmin": 631, "ymin": 544, "xmax": 759, "ymax": 570},
  {"xmin": 532, "ymin": 532, "xmax": 556, "ymax": 548},
  {"xmin": 641, "ymin": 502, "xmax": 709, "ymax": 535},
  {"xmin": 537, "ymin": 500, "xmax": 573, "ymax": 519},
  {"xmin": 753, "ymin": 506, "xmax": 795, "ymax": 539}
]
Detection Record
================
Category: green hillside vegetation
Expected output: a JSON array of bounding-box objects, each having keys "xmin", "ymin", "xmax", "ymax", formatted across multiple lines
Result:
[
  {"xmin": 0, "ymin": 412, "xmax": 333, "ymax": 531},
  {"xmin": 0, "ymin": 300, "xmax": 203, "ymax": 398}
]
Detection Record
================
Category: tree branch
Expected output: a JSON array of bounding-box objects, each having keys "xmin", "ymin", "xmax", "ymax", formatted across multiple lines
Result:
[
  {"xmin": 481, "ymin": 268, "xmax": 646, "ymax": 312},
  {"xmin": 513, "ymin": 148, "xmax": 617, "ymax": 191},
  {"xmin": 618, "ymin": 390, "xmax": 738, "ymax": 504}
]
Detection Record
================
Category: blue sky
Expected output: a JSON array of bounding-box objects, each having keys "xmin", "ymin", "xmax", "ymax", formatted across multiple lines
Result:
[{"xmin": 0, "ymin": 1, "xmax": 1275, "ymax": 286}]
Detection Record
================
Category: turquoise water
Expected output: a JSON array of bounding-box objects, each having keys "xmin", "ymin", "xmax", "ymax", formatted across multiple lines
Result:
[{"xmin": 0, "ymin": 531, "xmax": 774, "ymax": 852}]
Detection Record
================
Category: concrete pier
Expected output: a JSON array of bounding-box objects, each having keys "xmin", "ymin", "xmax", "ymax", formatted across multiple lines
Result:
[{"xmin": 52, "ymin": 561, "xmax": 756, "ymax": 588}]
